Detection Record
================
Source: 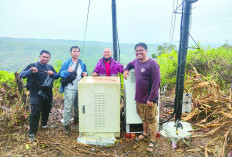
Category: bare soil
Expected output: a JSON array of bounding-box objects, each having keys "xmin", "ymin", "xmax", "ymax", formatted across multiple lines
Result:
[{"xmin": 0, "ymin": 96, "xmax": 231, "ymax": 156}]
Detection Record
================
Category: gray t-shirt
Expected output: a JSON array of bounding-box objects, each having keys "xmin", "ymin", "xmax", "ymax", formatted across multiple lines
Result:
[{"xmin": 65, "ymin": 62, "xmax": 82, "ymax": 91}]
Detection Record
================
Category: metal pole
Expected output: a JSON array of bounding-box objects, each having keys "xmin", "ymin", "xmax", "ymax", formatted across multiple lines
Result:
[
  {"xmin": 174, "ymin": 0, "xmax": 197, "ymax": 121},
  {"xmin": 112, "ymin": 0, "xmax": 118, "ymax": 61}
]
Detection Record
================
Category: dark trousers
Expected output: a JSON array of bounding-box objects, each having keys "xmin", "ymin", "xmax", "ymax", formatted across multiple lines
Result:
[{"xmin": 29, "ymin": 98, "xmax": 52, "ymax": 134}]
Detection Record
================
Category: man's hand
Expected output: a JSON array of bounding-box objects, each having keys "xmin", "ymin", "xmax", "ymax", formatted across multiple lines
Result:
[
  {"xmin": 147, "ymin": 100, "xmax": 154, "ymax": 108},
  {"xmin": 123, "ymin": 71, "xmax": 129, "ymax": 80},
  {"xmin": 30, "ymin": 67, "xmax": 38, "ymax": 73},
  {"xmin": 82, "ymin": 72, "xmax": 87, "ymax": 77},
  {"xmin": 68, "ymin": 66, "xmax": 73, "ymax": 73},
  {"xmin": 47, "ymin": 71, "xmax": 54, "ymax": 76},
  {"xmin": 92, "ymin": 72, "xmax": 98, "ymax": 77}
]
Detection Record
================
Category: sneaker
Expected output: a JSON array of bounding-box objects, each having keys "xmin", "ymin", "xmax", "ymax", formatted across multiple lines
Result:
[
  {"xmin": 42, "ymin": 125, "xmax": 55, "ymax": 129},
  {"xmin": 63, "ymin": 125, "xmax": 70, "ymax": 135},
  {"xmin": 29, "ymin": 134, "xmax": 35, "ymax": 142}
]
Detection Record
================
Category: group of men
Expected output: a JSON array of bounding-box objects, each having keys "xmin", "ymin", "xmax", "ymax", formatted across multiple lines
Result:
[{"xmin": 20, "ymin": 42, "xmax": 160, "ymax": 153}]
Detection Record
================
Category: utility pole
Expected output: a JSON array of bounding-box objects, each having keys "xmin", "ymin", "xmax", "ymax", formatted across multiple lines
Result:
[
  {"xmin": 174, "ymin": 0, "xmax": 197, "ymax": 122},
  {"xmin": 112, "ymin": 0, "xmax": 118, "ymax": 61}
]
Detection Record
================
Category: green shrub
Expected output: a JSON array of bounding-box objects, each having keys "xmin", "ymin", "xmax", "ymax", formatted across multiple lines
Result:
[
  {"xmin": 157, "ymin": 50, "xmax": 178, "ymax": 88},
  {"xmin": 157, "ymin": 46, "xmax": 232, "ymax": 90},
  {"xmin": 0, "ymin": 71, "xmax": 16, "ymax": 91},
  {"xmin": 187, "ymin": 47, "xmax": 232, "ymax": 89}
]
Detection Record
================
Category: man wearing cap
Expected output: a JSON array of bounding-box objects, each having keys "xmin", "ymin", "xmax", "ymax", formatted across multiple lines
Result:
[
  {"xmin": 92, "ymin": 48, "xmax": 123, "ymax": 77},
  {"xmin": 59, "ymin": 46, "xmax": 87, "ymax": 134}
]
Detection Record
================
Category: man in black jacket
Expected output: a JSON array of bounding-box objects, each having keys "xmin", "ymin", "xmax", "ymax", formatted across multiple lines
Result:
[{"xmin": 20, "ymin": 50, "xmax": 59, "ymax": 142}]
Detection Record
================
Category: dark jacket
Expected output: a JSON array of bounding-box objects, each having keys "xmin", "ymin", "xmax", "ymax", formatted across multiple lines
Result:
[{"xmin": 20, "ymin": 61, "xmax": 59, "ymax": 104}]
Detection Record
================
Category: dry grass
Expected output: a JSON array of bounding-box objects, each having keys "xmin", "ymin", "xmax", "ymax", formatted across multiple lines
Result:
[{"xmin": 182, "ymin": 67, "xmax": 232, "ymax": 157}]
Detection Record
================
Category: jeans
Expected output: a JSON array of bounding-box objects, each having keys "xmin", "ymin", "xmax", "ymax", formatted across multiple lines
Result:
[{"xmin": 63, "ymin": 88, "xmax": 78, "ymax": 126}]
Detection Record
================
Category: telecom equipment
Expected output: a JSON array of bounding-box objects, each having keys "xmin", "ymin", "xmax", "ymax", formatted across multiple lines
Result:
[
  {"xmin": 124, "ymin": 69, "xmax": 160, "ymax": 133},
  {"xmin": 78, "ymin": 76, "xmax": 120, "ymax": 138}
]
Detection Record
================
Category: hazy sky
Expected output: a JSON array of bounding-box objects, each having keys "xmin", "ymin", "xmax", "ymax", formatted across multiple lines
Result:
[{"xmin": 0, "ymin": 0, "xmax": 231, "ymax": 44}]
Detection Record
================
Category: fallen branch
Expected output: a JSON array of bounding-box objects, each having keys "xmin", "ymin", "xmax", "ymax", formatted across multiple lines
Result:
[{"xmin": 191, "ymin": 121, "xmax": 229, "ymax": 138}]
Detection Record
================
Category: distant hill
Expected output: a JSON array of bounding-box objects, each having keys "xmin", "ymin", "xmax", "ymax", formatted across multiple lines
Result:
[{"xmin": 0, "ymin": 37, "xmax": 159, "ymax": 73}]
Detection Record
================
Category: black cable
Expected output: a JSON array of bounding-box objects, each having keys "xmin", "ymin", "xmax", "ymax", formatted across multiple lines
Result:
[
  {"xmin": 188, "ymin": 32, "xmax": 200, "ymax": 49},
  {"xmin": 169, "ymin": 0, "xmax": 176, "ymax": 44},
  {"xmin": 187, "ymin": 1, "xmax": 200, "ymax": 50},
  {"xmin": 159, "ymin": 112, "xmax": 175, "ymax": 124},
  {"xmin": 169, "ymin": 0, "xmax": 179, "ymax": 45},
  {"xmin": 82, "ymin": 0, "xmax": 91, "ymax": 53},
  {"xmin": 170, "ymin": 0, "xmax": 179, "ymax": 46},
  {"xmin": 169, "ymin": 0, "xmax": 179, "ymax": 53},
  {"xmin": 174, "ymin": 0, "xmax": 184, "ymax": 14}
]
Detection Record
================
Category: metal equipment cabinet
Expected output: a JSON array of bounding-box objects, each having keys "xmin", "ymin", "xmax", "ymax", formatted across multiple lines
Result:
[{"xmin": 78, "ymin": 76, "xmax": 120, "ymax": 137}]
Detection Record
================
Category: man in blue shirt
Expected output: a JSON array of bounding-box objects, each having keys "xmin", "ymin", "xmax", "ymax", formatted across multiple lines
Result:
[{"xmin": 59, "ymin": 46, "xmax": 87, "ymax": 134}]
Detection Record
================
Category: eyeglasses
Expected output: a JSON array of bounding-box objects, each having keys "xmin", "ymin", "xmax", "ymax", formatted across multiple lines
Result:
[{"xmin": 135, "ymin": 49, "xmax": 145, "ymax": 53}]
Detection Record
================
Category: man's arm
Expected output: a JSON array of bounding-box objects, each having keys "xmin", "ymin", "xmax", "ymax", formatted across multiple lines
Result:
[
  {"xmin": 148, "ymin": 61, "xmax": 161, "ymax": 103},
  {"xmin": 49, "ymin": 66, "xmax": 59, "ymax": 79},
  {"xmin": 20, "ymin": 64, "xmax": 35, "ymax": 78},
  {"xmin": 92, "ymin": 62, "xmax": 100, "ymax": 76},
  {"xmin": 117, "ymin": 62, "xmax": 124, "ymax": 74},
  {"xmin": 81, "ymin": 63, "xmax": 88, "ymax": 77},
  {"xmin": 125, "ymin": 63, "xmax": 134, "ymax": 71},
  {"xmin": 59, "ymin": 62, "xmax": 70, "ymax": 78},
  {"xmin": 123, "ymin": 61, "xmax": 135, "ymax": 80}
]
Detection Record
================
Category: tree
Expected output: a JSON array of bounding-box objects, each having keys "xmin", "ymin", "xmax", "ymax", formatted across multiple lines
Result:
[
  {"xmin": 152, "ymin": 53, "xmax": 158, "ymax": 59},
  {"xmin": 152, "ymin": 42, "xmax": 177, "ymax": 59},
  {"xmin": 220, "ymin": 40, "xmax": 232, "ymax": 49}
]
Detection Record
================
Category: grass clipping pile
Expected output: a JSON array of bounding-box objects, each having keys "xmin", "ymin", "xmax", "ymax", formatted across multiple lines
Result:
[{"xmin": 183, "ymin": 67, "xmax": 232, "ymax": 157}]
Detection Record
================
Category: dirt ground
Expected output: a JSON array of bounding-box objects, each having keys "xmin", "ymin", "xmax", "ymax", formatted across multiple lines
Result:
[
  {"xmin": 0, "ymin": 96, "xmax": 231, "ymax": 156},
  {"xmin": 0, "ymin": 124, "xmax": 205, "ymax": 157}
]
